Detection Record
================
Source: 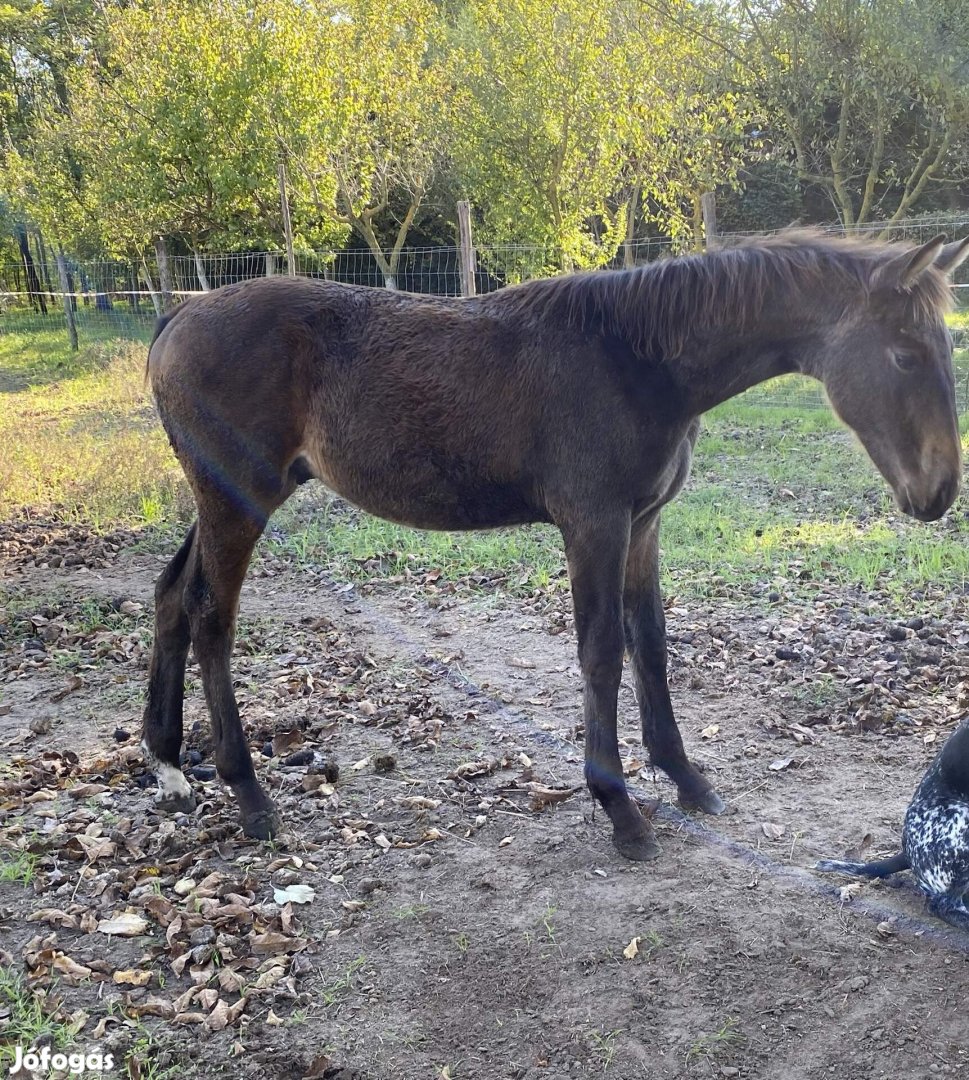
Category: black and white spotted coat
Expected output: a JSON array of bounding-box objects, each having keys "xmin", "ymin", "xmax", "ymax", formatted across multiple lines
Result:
[{"xmin": 815, "ymin": 716, "xmax": 969, "ymax": 930}]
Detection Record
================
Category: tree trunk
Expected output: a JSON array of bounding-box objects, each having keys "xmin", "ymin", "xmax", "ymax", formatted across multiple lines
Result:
[
  {"xmin": 141, "ymin": 259, "xmax": 164, "ymax": 317},
  {"xmin": 278, "ymin": 163, "xmax": 297, "ymax": 277},
  {"xmin": 130, "ymin": 267, "xmax": 141, "ymax": 313},
  {"xmin": 154, "ymin": 236, "xmax": 174, "ymax": 313},
  {"xmin": 700, "ymin": 192, "xmax": 718, "ymax": 250},
  {"xmin": 34, "ymin": 230, "xmax": 55, "ymax": 297},
  {"xmin": 622, "ymin": 178, "xmax": 643, "ymax": 269},
  {"xmin": 16, "ymin": 225, "xmax": 47, "ymax": 314},
  {"xmin": 193, "ymin": 250, "xmax": 211, "ymax": 291}
]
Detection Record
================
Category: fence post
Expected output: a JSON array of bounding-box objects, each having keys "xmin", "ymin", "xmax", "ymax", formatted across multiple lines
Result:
[
  {"xmin": 55, "ymin": 247, "xmax": 78, "ymax": 352},
  {"xmin": 278, "ymin": 164, "xmax": 297, "ymax": 277},
  {"xmin": 457, "ymin": 200, "xmax": 476, "ymax": 298},
  {"xmin": 700, "ymin": 192, "xmax": 718, "ymax": 250},
  {"xmin": 154, "ymin": 236, "xmax": 174, "ymax": 312}
]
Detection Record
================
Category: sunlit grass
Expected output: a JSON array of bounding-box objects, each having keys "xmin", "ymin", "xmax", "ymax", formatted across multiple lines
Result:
[{"xmin": 0, "ymin": 332, "xmax": 188, "ymax": 527}]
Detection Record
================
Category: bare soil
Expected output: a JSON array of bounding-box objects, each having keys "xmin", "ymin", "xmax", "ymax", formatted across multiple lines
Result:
[{"xmin": 2, "ymin": 518, "xmax": 969, "ymax": 1080}]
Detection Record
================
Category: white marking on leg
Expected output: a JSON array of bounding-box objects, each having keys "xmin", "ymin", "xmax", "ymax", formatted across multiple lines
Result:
[
  {"xmin": 156, "ymin": 763, "xmax": 193, "ymax": 800},
  {"xmin": 142, "ymin": 741, "xmax": 192, "ymax": 800}
]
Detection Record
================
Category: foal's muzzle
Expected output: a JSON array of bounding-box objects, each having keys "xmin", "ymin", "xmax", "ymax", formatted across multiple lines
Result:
[{"xmin": 897, "ymin": 472, "xmax": 961, "ymax": 522}]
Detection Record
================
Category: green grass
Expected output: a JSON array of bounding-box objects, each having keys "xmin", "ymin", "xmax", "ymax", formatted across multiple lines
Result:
[
  {"xmin": 0, "ymin": 968, "xmax": 78, "ymax": 1067},
  {"xmin": 685, "ymin": 1018, "xmax": 743, "ymax": 1066},
  {"xmin": 0, "ymin": 850, "xmax": 39, "ymax": 886},
  {"xmin": 0, "ymin": 329, "xmax": 189, "ymax": 527},
  {"xmin": 267, "ymin": 496, "xmax": 567, "ymax": 596}
]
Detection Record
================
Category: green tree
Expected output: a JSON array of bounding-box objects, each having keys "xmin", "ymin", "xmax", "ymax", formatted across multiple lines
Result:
[
  {"xmin": 276, "ymin": 0, "xmax": 452, "ymax": 287},
  {"xmin": 452, "ymin": 0, "xmax": 630, "ymax": 274},
  {"xmin": 616, "ymin": 0, "xmax": 750, "ymax": 252},
  {"xmin": 737, "ymin": 0, "xmax": 969, "ymax": 230},
  {"xmin": 451, "ymin": 0, "xmax": 748, "ymax": 273}
]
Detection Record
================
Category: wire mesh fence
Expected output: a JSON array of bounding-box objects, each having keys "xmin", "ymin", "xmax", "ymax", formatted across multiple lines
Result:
[{"xmin": 3, "ymin": 220, "xmax": 969, "ymax": 411}]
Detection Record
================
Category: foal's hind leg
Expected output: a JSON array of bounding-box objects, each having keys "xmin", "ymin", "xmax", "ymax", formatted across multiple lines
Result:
[
  {"xmin": 623, "ymin": 514, "xmax": 725, "ymax": 815},
  {"xmin": 185, "ymin": 495, "xmax": 279, "ymax": 839},
  {"xmin": 142, "ymin": 523, "xmax": 198, "ymax": 813},
  {"xmin": 562, "ymin": 509, "xmax": 660, "ymax": 861}
]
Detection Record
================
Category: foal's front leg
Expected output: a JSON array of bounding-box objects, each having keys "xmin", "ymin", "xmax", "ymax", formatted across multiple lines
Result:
[
  {"xmin": 563, "ymin": 511, "xmax": 659, "ymax": 861},
  {"xmin": 624, "ymin": 514, "xmax": 725, "ymax": 814}
]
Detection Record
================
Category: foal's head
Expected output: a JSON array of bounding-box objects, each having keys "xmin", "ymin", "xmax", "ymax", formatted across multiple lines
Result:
[{"xmin": 812, "ymin": 235, "xmax": 969, "ymax": 522}]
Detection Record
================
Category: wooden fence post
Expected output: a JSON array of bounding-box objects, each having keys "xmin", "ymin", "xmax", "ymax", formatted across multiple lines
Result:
[
  {"xmin": 55, "ymin": 248, "xmax": 78, "ymax": 352},
  {"xmin": 457, "ymin": 200, "xmax": 476, "ymax": 298},
  {"xmin": 278, "ymin": 163, "xmax": 297, "ymax": 277},
  {"xmin": 700, "ymin": 192, "xmax": 718, "ymax": 250}
]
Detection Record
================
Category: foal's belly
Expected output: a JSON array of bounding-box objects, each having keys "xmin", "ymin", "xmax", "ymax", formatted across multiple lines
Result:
[{"xmin": 310, "ymin": 448, "xmax": 550, "ymax": 532}]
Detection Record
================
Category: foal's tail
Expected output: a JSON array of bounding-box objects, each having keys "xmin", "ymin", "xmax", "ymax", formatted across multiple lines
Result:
[{"xmin": 814, "ymin": 852, "xmax": 910, "ymax": 879}]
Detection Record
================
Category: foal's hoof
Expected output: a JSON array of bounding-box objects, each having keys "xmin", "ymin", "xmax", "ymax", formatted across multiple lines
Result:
[
  {"xmin": 241, "ymin": 806, "xmax": 281, "ymax": 841},
  {"xmin": 679, "ymin": 786, "xmax": 726, "ymax": 816},
  {"xmin": 613, "ymin": 825, "xmax": 662, "ymax": 862},
  {"xmin": 155, "ymin": 790, "xmax": 197, "ymax": 816}
]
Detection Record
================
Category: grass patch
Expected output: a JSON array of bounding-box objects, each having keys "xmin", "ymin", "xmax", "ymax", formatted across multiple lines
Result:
[
  {"xmin": 266, "ymin": 496, "xmax": 566, "ymax": 596},
  {"xmin": 685, "ymin": 1017, "xmax": 743, "ymax": 1066},
  {"xmin": 0, "ymin": 332, "xmax": 188, "ymax": 527},
  {"xmin": 0, "ymin": 968, "xmax": 78, "ymax": 1067},
  {"xmin": 0, "ymin": 850, "xmax": 39, "ymax": 886}
]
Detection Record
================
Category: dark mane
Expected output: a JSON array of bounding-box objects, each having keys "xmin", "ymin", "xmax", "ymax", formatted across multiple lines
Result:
[{"xmin": 493, "ymin": 229, "xmax": 955, "ymax": 360}]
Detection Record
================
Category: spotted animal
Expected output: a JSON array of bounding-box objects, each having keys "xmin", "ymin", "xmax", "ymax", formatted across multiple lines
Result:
[{"xmin": 815, "ymin": 716, "xmax": 969, "ymax": 930}]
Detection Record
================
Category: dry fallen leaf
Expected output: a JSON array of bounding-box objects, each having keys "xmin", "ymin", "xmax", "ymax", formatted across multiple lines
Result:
[
  {"xmin": 839, "ymin": 883, "xmax": 863, "ymax": 902},
  {"xmin": 129, "ymin": 997, "xmax": 175, "ymax": 1020},
  {"xmin": 51, "ymin": 953, "xmax": 93, "ymax": 981},
  {"xmin": 272, "ymin": 884, "xmax": 316, "ymax": 905},
  {"xmin": 622, "ymin": 936, "xmax": 641, "ymax": 960},
  {"xmin": 303, "ymin": 1055, "xmax": 335, "ymax": 1080},
  {"xmin": 272, "ymin": 729, "xmax": 304, "ymax": 756},
  {"xmin": 528, "ymin": 784, "xmax": 580, "ymax": 811},
  {"xmin": 761, "ymin": 822, "xmax": 785, "ymax": 840},
  {"xmin": 398, "ymin": 796, "xmax": 441, "ymax": 810},
  {"xmin": 112, "ymin": 969, "xmax": 151, "ymax": 987},
  {"xmin": 97, "ymin": 912, "xmax": 148, "ymax": 937},
  {"xmin": 700, "ymin": 724, "xmax": 720, "ymax": 739}
]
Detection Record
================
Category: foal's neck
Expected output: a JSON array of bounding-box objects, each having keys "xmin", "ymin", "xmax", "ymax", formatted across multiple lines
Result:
[{"xmin": 668, "ymin": 278, "xmax": 829, "ymax": 417}]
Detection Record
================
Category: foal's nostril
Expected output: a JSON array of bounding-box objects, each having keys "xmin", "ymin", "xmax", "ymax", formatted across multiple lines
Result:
[{"xmin": 913, "ymin": 481, "xmax": 959, "ymax": 522}]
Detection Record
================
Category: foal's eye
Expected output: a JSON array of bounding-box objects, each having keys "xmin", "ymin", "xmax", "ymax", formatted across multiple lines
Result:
[{"xmin": 892, "ymin": 350, "xmax": 920, "ymax": 374}]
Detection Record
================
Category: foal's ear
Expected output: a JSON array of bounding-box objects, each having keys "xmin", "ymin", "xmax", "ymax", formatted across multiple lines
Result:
[
  {"xmin": 878, "ymin": 234, "xmax": 946, "ymax": 291},
  {"xmin": 934, "ymin": 236, "xmax": 969, "ymax": 277}
]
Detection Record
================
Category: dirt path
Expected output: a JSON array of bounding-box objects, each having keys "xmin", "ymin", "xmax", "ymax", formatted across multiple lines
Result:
[{"xmin": 2, "ymin": 534, "xmax": 969, "ymax": 1079}]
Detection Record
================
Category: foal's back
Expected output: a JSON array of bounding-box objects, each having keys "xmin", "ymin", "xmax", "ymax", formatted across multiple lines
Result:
[{"xmin": 149, "ymin": 276, "xmax": 692, "ymax": 532}]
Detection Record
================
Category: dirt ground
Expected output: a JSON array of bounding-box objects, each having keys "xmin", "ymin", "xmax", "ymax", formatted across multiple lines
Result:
[{"xmin": 3, "ymin": 515, "xmax": 969, "ymax": 1080}]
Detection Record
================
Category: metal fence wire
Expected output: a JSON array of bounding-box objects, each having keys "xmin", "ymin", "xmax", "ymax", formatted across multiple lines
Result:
[{"xmin": 3, "ymin": 220, "xmax": 969, "ymax": 411}]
